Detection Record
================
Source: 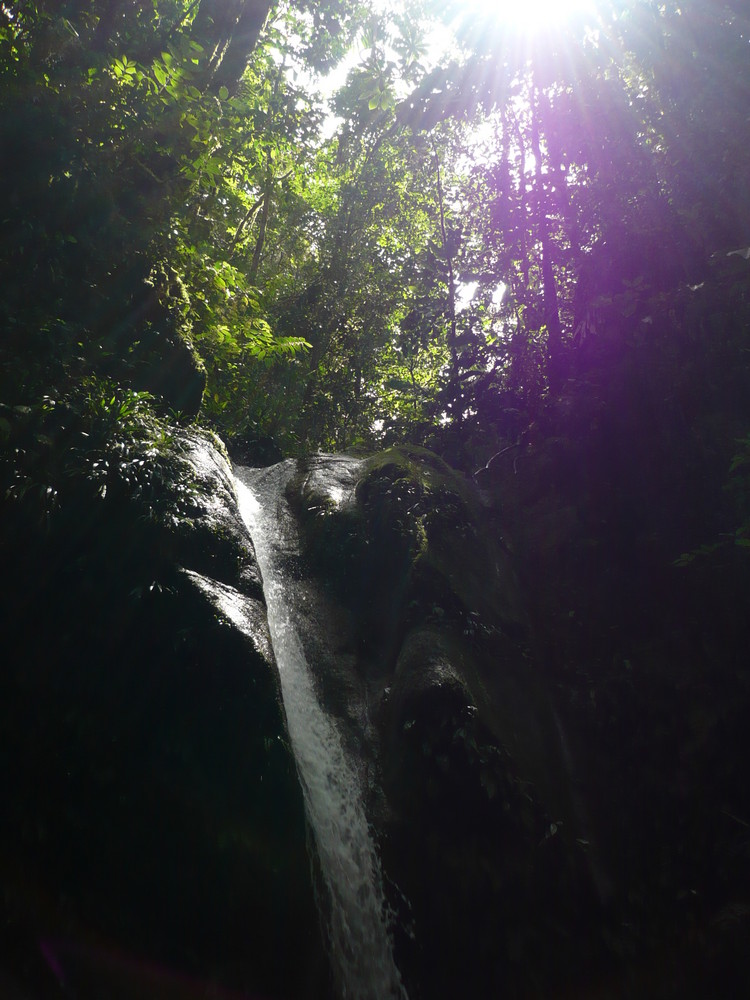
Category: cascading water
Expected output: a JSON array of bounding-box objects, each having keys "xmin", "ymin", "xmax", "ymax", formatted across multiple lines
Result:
[{"xmin": 234, "ymin": 462, "xmax": 407, "ymax": 1000}]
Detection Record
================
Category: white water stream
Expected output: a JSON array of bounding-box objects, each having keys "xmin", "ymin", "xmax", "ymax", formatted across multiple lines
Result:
[{"xmin": 234, "ymin": 463, "xmax": 407, "ymax": 1000}]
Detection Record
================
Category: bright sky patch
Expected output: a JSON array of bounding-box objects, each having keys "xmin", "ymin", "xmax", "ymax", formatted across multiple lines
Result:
[{"xmin": 461, "ymin": 0, "xmax": 598, "ymax": 33}]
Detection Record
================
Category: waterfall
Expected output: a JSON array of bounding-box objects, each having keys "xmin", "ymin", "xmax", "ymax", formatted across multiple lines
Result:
[{"xmin": 234, "ymin": 463, "xmax": 407, "ymax": 1000}]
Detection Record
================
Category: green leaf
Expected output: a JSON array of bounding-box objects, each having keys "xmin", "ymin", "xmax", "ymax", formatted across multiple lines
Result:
[{"xmin": 674, "ymin": 553, "xmax": 694, "ymax": 567}]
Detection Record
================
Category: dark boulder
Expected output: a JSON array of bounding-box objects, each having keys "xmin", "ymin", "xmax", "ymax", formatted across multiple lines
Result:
[
  {"xmin": 286, "ymin": 448, "xmax": 601, "ymax": 998},
  {"xmin": 0, "ymin": 415, "xmax": 325, "ymax": 999}
]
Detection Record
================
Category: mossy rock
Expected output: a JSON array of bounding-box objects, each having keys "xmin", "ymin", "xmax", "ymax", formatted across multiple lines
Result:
[
  {"xmin": 288, "ymin": 452, "xmax": 370, "ymax": 605},
  {"xmin": 0, "ymin": 400, "xmax": 327, "ymax": 999},
  {"xmin": 355, "ymin": 446, "xmax": 525, "ymax": 635},
  {"xmin": 380, "ymin": 626, "xmax": 595, "ymax": 1000},
  {"xmin": 288, "ymin": 447, "xmax": 527, "ymax": 674}
]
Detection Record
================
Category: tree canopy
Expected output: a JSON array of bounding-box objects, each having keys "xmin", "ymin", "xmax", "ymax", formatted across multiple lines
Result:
[{"xmin": 2, "ymin": 0, "xmax": 748, "ymax": 460}]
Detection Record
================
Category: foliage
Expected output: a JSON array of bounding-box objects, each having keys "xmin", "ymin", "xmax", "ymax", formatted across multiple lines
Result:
[
  {"xmin": 2, "ymin": 0, "xmax": 749, "ymax": 457},
  {"xmin": 204, "ymin": 0, "xmax": 749, "ymax": 468},
  {"xmin": 1, "ymin": 378, "xmax": 199, "ymax": 541},
  {"xmin": 675, "ymin": 432, "xmax": 750, "ymax": 566},
  {"xmin": 0, "ymin": 0, "xmax": 320, "ymax": 414}
]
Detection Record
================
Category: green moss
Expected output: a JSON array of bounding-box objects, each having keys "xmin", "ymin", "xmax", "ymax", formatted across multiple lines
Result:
[
  {"xmin": 356, "ymin": 446, "xmax": 511, "ymax": 630},
  {"xmin": 360, "ymin": 445, "xmax": 481, "ymax": 518},
  {"xmin": 288, "ymin": 447, "xmax": 526, "ymax": 674}
]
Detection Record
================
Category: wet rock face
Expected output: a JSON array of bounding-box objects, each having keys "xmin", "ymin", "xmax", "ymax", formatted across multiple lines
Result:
[
  {"xmin": 0, "ymin": 429, "xmax": 324, "ymax": 1000},
  {"xmin": 286, "ymin": 447, "xmax": 599, "ymax": 999},
  {"xmin": 291, "ymin": 446, "xmax": 526, "ymax": 656}
]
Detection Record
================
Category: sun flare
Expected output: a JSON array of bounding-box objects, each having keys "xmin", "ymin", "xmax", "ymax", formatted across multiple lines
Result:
[{"xmin": 462, "ymin": 0, "xmax": 597, "ymax": 33}]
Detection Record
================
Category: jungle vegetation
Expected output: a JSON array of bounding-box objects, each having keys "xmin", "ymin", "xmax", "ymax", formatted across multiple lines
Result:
[
  {"xmin": 2, "ymin": 2, "xmax": 750, "ymax": 994},
  {"xmin": 0, "ymin": 0, "xmax": 746, "ymax": 463}
]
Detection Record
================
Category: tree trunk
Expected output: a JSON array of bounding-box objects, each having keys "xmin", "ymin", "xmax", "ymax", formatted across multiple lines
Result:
[
  {"xmin": 192, "ymin": 0, "xmax": 273, "ymax": 94},
  {"xmin": 530, "ymin": 84, "xmax": 563, "ymax": 389},
  {"xmin": 248, "ymin": 157, "xmax": 274, "ymax": 285},
  {"xmin": 433, "ymin": 140, "xmax": 461, "ymax": 427}
]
